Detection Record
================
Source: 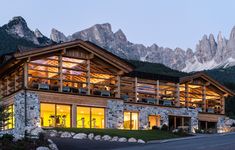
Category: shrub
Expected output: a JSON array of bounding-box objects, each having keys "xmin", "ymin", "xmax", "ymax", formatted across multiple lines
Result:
[
  {"xmin": 152, "ymin": 126, "xmax": 160, "ymax": 130},
  {"xmin": 161, "ymin": 124, "xmax": 169, "ymax": 131},
  {"xmin": 38, "ymin": 132, "xmax": 46, "ymax": 142},
  {"xmin": 174, "ymin": 128, "xmax": 188, "ymax": 136},
  {"xmin": 1, "ymin": 133, "xmax": 14, "ymax": 141}
]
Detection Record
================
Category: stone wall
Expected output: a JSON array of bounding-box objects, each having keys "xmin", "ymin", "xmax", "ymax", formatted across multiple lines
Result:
[
  {"xmin": 106, "ymin": 100, "xmax": 124, "ymax": 129},
  {"xmin": 217, "ymin": 116, "xmax": 235, "ymax": 133},
  {"xmin": 106, "ymin": 100, "xmax": 198, "ymax": 132},
  {"xmin": 124, "ymin": 104, "xmax": 198, "ymax": 132},
  {"xmin": 13, "ymin": 91, "xmax": 40, "ymax": 138}
]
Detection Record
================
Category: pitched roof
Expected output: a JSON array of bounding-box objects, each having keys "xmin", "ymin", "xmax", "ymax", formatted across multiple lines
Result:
[
  {"xmin": 0, "ymin": 40, "xmax": 134, "ymax": 75},
  {"xmin": 180, "ymin": 72, "xmax": 235, "ymax": 96}
]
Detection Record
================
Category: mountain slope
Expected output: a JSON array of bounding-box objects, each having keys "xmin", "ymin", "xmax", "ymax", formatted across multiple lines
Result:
[
  {"xmin": 1, "ymin": 16, "xmax": 235, "ymax": 74},
  {"xmin": 0, "ymin": 16, "xmax": 54, "ymax": 56}
]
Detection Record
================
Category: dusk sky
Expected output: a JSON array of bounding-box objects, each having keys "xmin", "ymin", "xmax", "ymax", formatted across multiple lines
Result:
[{"xmin": 1, "ymin": 0, "xmax": 235, "ymax": 50}]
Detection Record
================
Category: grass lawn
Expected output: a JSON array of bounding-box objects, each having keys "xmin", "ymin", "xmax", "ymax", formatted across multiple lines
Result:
[{"xmin": 51, "ymin": 128, "xmax": 189, "ymax": 142}]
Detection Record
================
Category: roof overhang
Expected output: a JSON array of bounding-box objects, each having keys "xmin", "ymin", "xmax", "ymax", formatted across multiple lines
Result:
[
  {"xmin": 180, "ymin": 72, "xmax": 235, "ymax": 96},
  {"xmin": 9, "ymin": 40, "xmax": 134, "ymax": 74}
]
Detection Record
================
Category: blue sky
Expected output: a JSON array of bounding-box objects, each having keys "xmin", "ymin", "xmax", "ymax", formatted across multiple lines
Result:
[{"xmin": 1, "ymin": 0, "xmax": 235, "ymax": 50}]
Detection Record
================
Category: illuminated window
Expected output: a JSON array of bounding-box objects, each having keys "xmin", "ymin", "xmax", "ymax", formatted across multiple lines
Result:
[
  {"xmin": 40, "ymin": 103, "xmax": 71, "ymax": 127},
  {"xmin": 56, "ymin": 105, "xmax": 71, "ymax": 127},
  {"xmin": 4, "ymin": 105, "xmax": 14, "ymax": 130},
  {"xmin": 77, "ymin": 106, "xmax": 105, "ymax": 128},
  {"xmin": 77, "ymin": 107, "xmax": 90, "ymax": 128},
  {"xmin": 148, "ymin": 115, "xmax": 161, "ymax": 129},
  {"xmin": 91, "ymin": 108, "xmax": 105, "ymax": 128},
  {"xmin": 124, "ymin": 112, "xmax": 138, "ymax": 130}
]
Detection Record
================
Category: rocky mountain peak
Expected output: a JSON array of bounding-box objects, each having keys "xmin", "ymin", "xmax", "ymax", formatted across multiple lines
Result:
[
  {"xmin": 229, "ymin": 26, "xmax": 235, "ymax": 39},
  {"xmin": 34, "ymin": 28, "xmax": 43, "ymax": 38},
  {"xmin": 114, "ymin": 29, "xmax": 127, "ymax": 42},
  {"xmin": 9, "ymin": 16, "xmax": 27, "ymax": 27},
  {"xmin": 50, "ymin": 28, "xmax": 67, "ymax": 43},
  {"xmin": 2, "ymin": 16, "xmax": 39, "ymax": 44}
]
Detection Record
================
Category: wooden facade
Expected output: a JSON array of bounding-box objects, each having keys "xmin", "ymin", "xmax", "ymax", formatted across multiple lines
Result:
[{"xmin": 0, "ymin": 40, "xmax": 234, "ymax": 127}]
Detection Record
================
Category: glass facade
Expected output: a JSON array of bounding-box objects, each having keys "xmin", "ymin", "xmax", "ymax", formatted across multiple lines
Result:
[
  {"xmin": 40, "ymin": 103, "xmax": 71, "ymax": 127},
  {"xmin": 124, "ymin": 111, "xmax": 139, "ymax": 130},
  {"xmin": 77, "ymin": 106, "xmax": 105, "ymax": 128}
]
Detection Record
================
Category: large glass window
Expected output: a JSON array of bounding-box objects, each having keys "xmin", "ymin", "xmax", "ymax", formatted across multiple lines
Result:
[
  {"xmin": 148, "ymin": 115, "xmax": 160, "ymax": 129},
  {"xmin": 77, "ymin": 107, "xmax": 90, "ymax": 128},
  {"xmin": 77, "ymin": 106, "xmax": 105, "ymax": 128},
  {"xmin": 124, "ymin": 112, "xmax": 139, "ymax": 130},
  {"xmin": 40, "ymin": 103, "xmax": 71, "ymax": 127}
]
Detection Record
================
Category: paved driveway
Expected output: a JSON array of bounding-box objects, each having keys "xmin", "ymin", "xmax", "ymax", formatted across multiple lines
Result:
[
  {"xmin": 52, "ymin": 133, "xmax": 235, "ymax": 150},
  {"xmin": 115, "ymin": 133, "xmax": 235, "ymax": 150}
]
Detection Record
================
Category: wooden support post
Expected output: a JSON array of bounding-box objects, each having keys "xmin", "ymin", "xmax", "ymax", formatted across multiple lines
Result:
[
  {"xmin": 202, "ymin": 84, "xmax": 206, "ymax": 112},
  {"xmin": 72, "ymin": 104, "xmax": 77, "ymax": 128},
  {"xmin": 59, "ymin": 55, "xmax": 63, "ymax": 92},
  {"xmin": 175, "ymin": 83, "xmax": 180, "ymax": 107},
  {"xmin": 87, "ymin": 59, "xmax": 91, "ymax": 95},
  {"xmin": 174, "ymin": 116, "xmax": 177, "ymax": 129},
  {"xmin": 182, "ymin": 117, "xmax": 184, "ymax": 126},
  {"xmin": 205, "ymin": 121, "xmax": 208, "ymax": 131},
  {"xmin": 185, "ymin": 83, "xmax": 189, "ymax": 108},
  {"xmin": 23, "ymin": 62, "xmax": 28, "ymax": 89},
  {"xmin": 156, "ymin": 80, "xmax": 160, "ymax": 105},
  {"xmin": 135, "ymin": 77, "xmax": 138, "ymax": 102},
  {"xmin": 115, "ymin": 75, "xmax": 121, "ymax": 98},
  {"xmin": 221, "ymin": 95, "xmax": 225, "ymax": 114}
]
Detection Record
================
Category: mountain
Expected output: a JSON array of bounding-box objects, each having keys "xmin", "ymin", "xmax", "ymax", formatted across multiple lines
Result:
[
  {"xmin": 1, "ymin": 16, "xmax": 235, "ymax": 74},
  {"xmin": 0, "ymin": 16, "xmax": 54, "ymax": 56},
  {"xmin": 50, "ymin": 23, "xmax": 235, "ymax": 72}
]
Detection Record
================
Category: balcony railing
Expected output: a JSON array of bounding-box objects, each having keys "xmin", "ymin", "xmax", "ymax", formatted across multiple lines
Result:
[{"xmin": 28, "ymin": 82, "xmax": 115, "ymax": 97}]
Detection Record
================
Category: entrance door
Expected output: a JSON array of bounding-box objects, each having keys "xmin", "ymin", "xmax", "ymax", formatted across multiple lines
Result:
[{"xmin": 168, "ymin": 115, "xmax": 191, "ymax": 131}]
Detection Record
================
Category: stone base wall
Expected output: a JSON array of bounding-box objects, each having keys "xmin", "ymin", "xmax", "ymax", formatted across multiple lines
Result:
[
  {"xmin": 13, "ymin": 91, "xmax": 40, "ymax": 138},
  {"xmin": 217, "ymin": 116, "xmax": 235, "ymax": 133},
  {"xmin": 124, "ymin": 104, "xmax": 198, "ymax": 132},
  {"xmin": 106, "ymin": 100, "xmax": 124, "ymax": 129},
  {"xmin": 106, "ymin": 100, "xmax": 198, "ymax": 132}
]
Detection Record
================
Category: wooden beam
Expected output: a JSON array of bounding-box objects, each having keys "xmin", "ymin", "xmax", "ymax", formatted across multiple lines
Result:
[
  {"xmin": 221, "ymin": 95, "xmax": 225, "ymax": 114},
  {"xmin": 87, "ymin": 59, "xmax": 91, "ymax": 95},
  {"xmin": 23, "ymin": 62, "xmax": 28, "ymax": 88},
  {"xmin": 115, "ymin": 75, "xmax": 121, "ymax": 98},
  {"xmin": 134, "ymin": 77, "xmax": 138, "ymax": 102},
  {"xmin": 202, "ymin": 84, "xmax": 206, "ymax": 112},
  {"xmin": 174, "ymin": 116, "xmax": 177, "ymax": 129},
  {"xmin": 182, "ymin": 117, "xmax": 184, "ymax": 126},
  {"xmin": 59, "ymin": 55, "xmax": 63, "ymax": 92},
  {"xmin": 185, "ymin": 83, "xmax": 189, "ymax": 108},
  {"xmin": 175, "ymin": 83, "xmax": 180, "ymax": 107},
  {"xmin": 156, "ymin": 80, "xmax": 160, "ymax": 105}
]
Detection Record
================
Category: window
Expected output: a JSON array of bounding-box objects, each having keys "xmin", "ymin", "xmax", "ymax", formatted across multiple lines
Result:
[
  {"xmin": 40, "ymin": 103, "xmax": 71, "ymax": 127},
  {"xmin": 3, "ymin": 105, "xmax": 14, "ymax": 130},
  {"xmin": 148, "ymin": 115, "xmax": 160, "ymax": 129},
  {"xmin": 124, "ymin": 112, "xmax": 138, "ymax": 130},
  {"xmin": 77, "ymin": 106, "xmax": 105, "ymax": 128}
]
